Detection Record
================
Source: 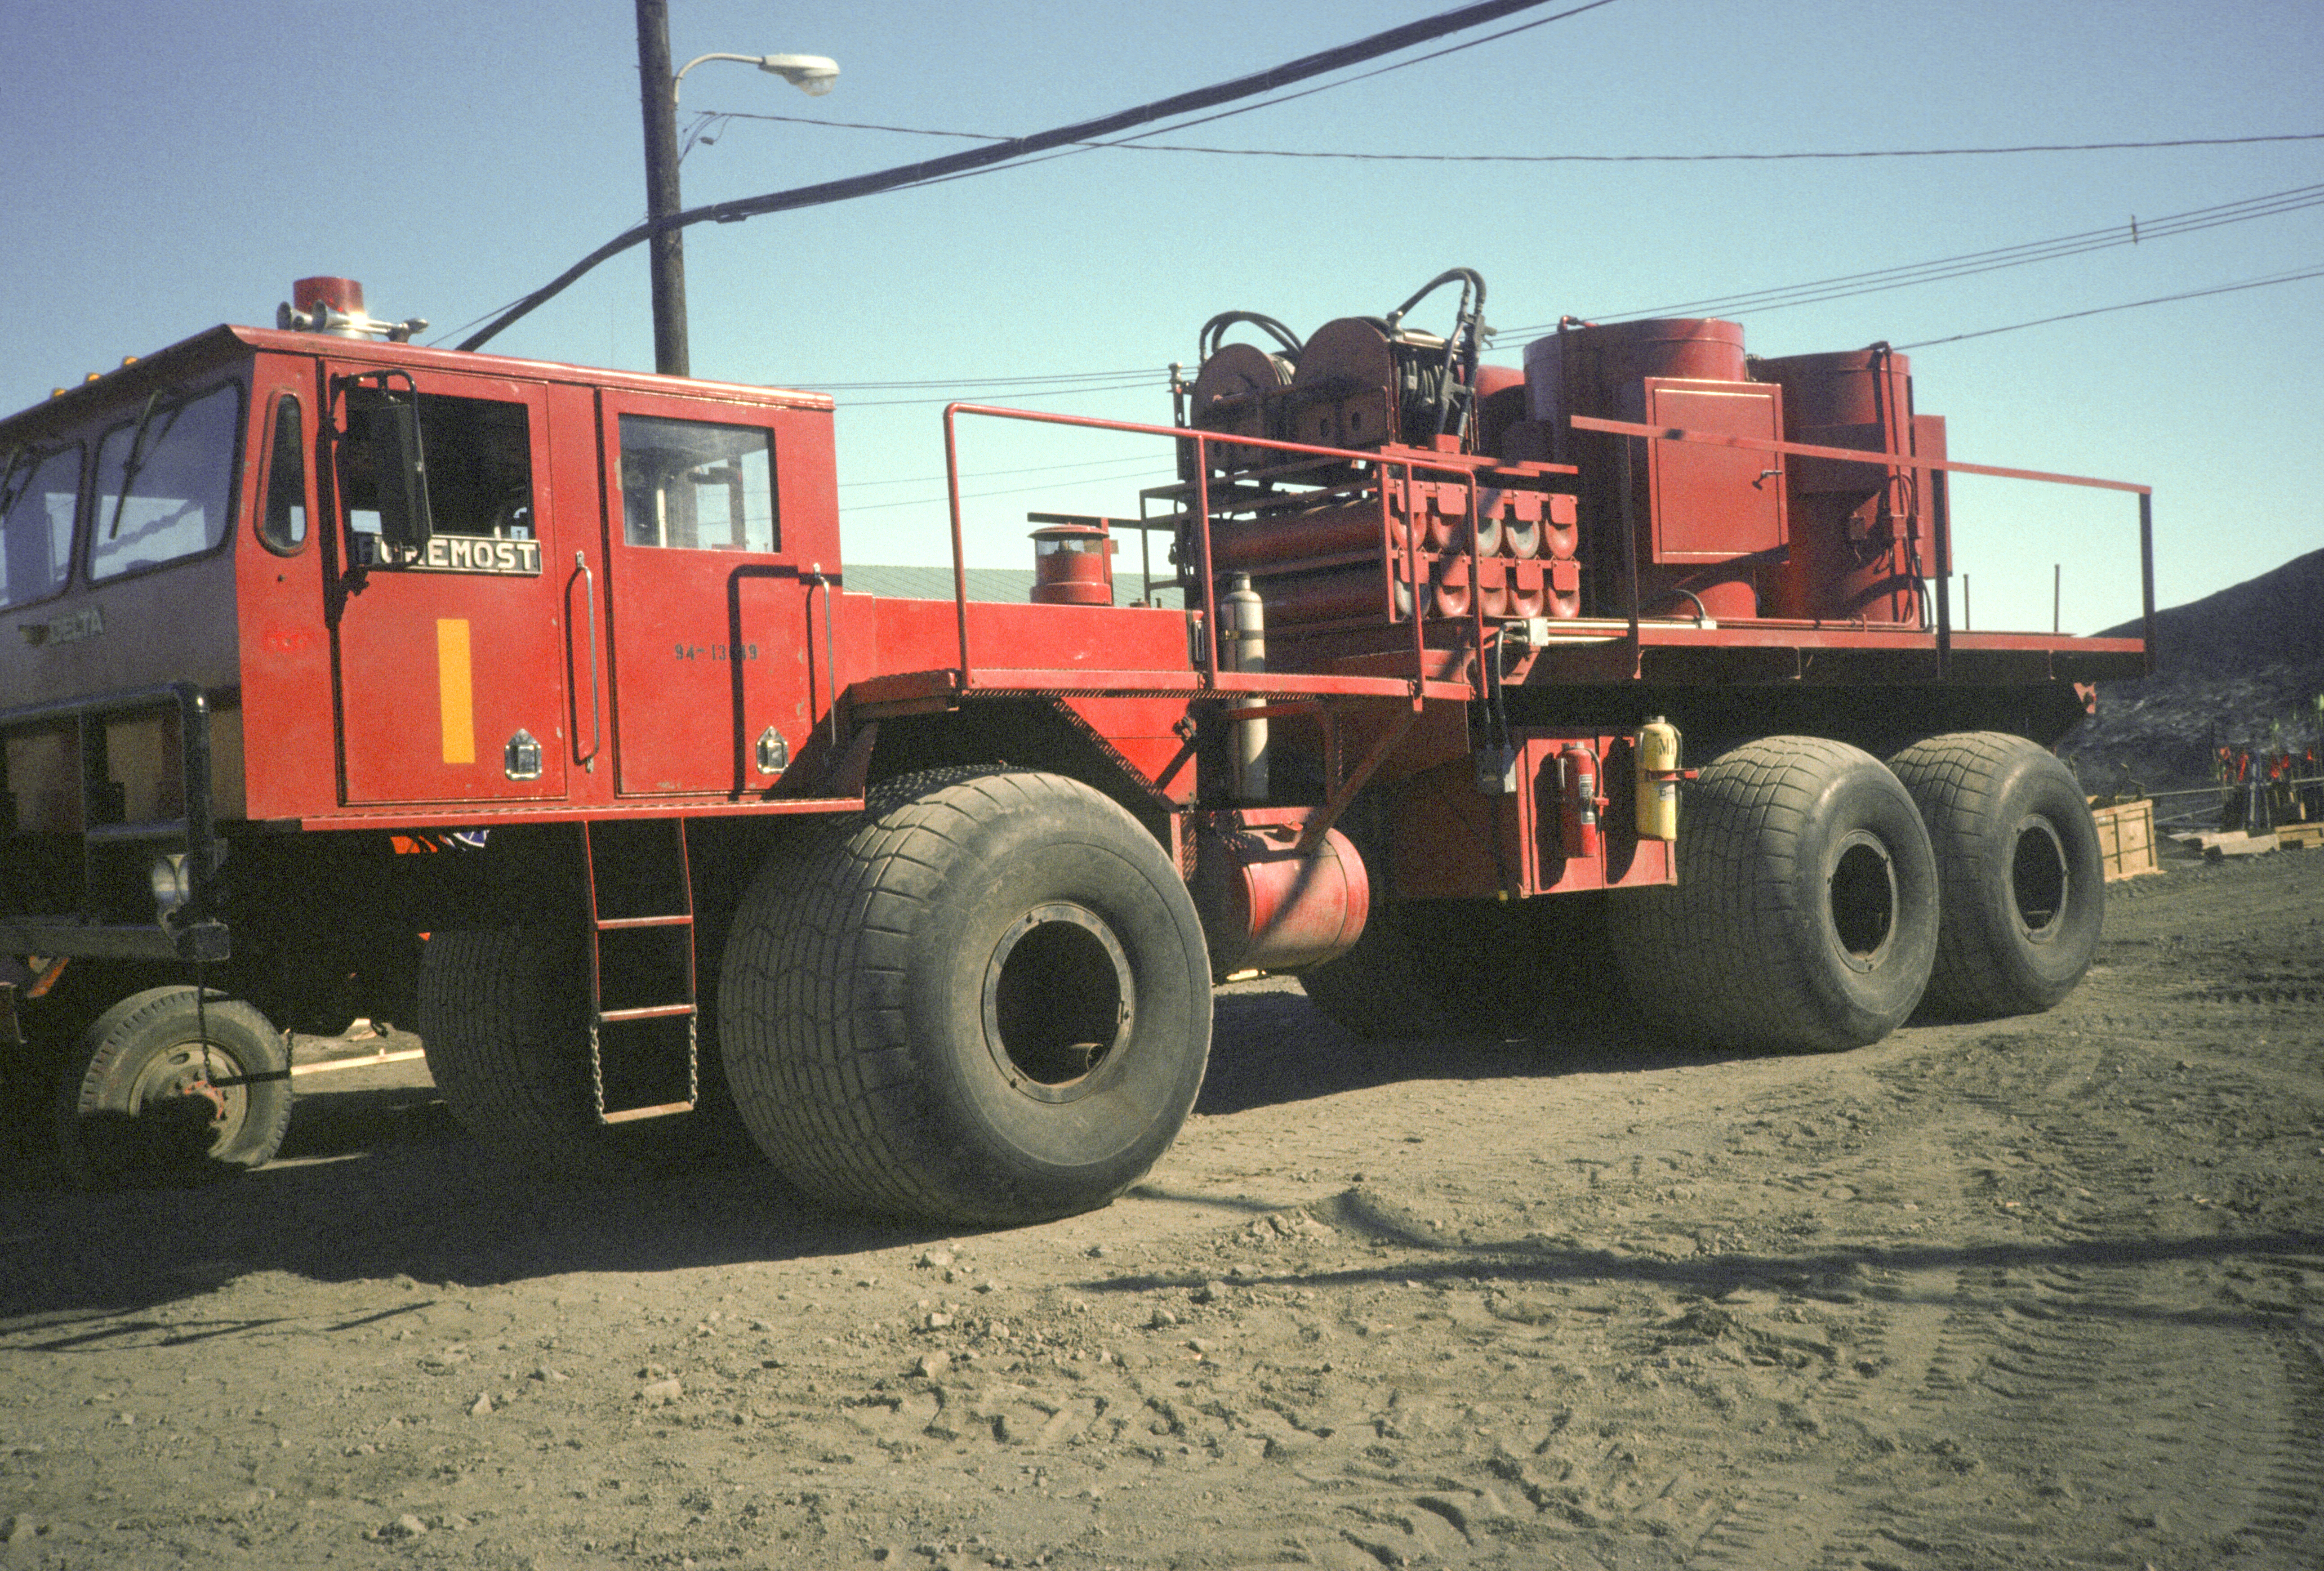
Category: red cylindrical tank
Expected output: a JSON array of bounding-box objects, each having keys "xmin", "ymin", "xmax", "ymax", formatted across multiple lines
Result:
[
  {"xmin": 1532, "ymin": 317, "xmax": 1747, "ymax": 430},
  {"xmin": 1197, "ymin": 819, "xmax": 1371, "ymax": 974},
  {"xmin": 1261, "ymin": 567, "xmax": 1398, "ymax": 626},
  {"xmin": 1754, "ymin": 347, "xmax": 1926, "ymax": 624},
  {"xmin": 1029, "ymin": 518, "xmax": 1115, "ymax": 605},
  {"xmin": 1211, "ymin": 501, "xmax": 1410, "ymax": 571},
  {"xmin": 1530, "ymin": 317, "xmax": 1751, "ymax": 620},
  {"xmin": 1473, "ymin": 364, "xmax": 1524, "ymax": 402}
]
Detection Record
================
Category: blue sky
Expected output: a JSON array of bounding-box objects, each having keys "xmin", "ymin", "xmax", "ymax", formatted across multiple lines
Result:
[{"xmin": 3, "ymin": 0, "xmax": 2317, "ymax": 634}]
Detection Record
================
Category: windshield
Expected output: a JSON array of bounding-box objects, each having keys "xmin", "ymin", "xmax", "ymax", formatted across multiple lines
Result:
[
  {"xmin": 90, "ymin": 382, "xmax": 244, "ymax": 581},
  {"xmin": 0, "ymin": 444, "xmax": 83, "ymax": 609}
]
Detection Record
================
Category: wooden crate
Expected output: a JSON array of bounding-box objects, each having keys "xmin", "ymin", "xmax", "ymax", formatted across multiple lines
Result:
[{"xmin": 2090, "ymin": 797, "xmax": 2160, "ymax": 881}]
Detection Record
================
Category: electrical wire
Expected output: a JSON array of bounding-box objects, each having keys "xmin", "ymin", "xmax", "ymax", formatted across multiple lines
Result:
[
  {"xmin": 1497, "ymin": 179, "xmax": 2324, "ymax": 334},
  {"xmin": 1897, "ymin": 263, "xmax": 2324, "ymax": 348},
  {"xmin": 688, "ymin": 113, "xmax": 2324, "ymax": 165},
  {"xmin": 456, "ymin": 0, "xmax": 1607, "ymax": 353}
]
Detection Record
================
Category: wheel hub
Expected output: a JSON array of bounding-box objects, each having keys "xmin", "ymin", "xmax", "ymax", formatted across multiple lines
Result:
[
  {"xmin": 125, "ymin": 1042, "xmax": 240, "ymax": 1131},
  {"xmin": 981, "ymin": 903, "xmax": 1135, "ymax": 1104},
  {"xmin": 2009, "ymin": 817, "xmax": 2069, "ymax": 941},
  {"xmin": 1828, "ymin": 831, "xmax": 1899, "ymax": 973}
]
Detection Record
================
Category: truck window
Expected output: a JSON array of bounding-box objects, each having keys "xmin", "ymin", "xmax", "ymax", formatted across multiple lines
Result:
[
  {"xmin": 619, "ymin": 415, "xmax": 776, "ymax": 553},
  {"xmin": 0, "ymin": 444, "xmax": 82, "ymax": 608},
  {"xmin": 259, "ymin": 394, "xmax": 307, "ymax": 553},
  {"xmin": 89, "ymin": 383, "xmax": 242, "ymax": 581},
  {"xmin": 343, "ymin": 393, "xmax": 534, "ymax": 541}
]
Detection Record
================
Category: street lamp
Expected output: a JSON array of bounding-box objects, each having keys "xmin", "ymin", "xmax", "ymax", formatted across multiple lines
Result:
[
  {"xmin": 676, "ymin": 52, "xmax": 839, "ymax": 101},
  {"xmin": 635, "ymin": 1, "xmax": 837, "ymax": 377}
]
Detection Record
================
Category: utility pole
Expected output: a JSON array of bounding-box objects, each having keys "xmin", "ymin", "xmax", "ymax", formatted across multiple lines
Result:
[{"xmin": 637, "ymin": 0, "xmax": 689, "ymax": 377}]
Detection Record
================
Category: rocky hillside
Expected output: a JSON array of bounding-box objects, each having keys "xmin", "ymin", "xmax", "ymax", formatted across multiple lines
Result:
[{"xmin": 2061, "ymin": 546, "xmax": 2324, "ymax": 803}]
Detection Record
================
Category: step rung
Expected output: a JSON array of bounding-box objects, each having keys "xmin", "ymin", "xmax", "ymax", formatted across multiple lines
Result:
[
  {"xmin": 596, "ymin": 1003, "xmax": 697, "ymax": 1024},
  {"xmin": 598, "ymin": 1100, "xmax": 697, "ymax": 1125},
  {"xmin": 594, "ymin": 914, "xmax": 693, "ymax": 930}
]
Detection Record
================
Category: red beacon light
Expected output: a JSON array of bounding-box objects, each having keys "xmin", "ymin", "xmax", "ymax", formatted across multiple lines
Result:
[
  {"xmin": 1027, "ymin": 513, "xmax": 1117, "ymax": 606},
  {"xmin": 276, "ymin": 276, "xmax": 429, "ymax": 343}
]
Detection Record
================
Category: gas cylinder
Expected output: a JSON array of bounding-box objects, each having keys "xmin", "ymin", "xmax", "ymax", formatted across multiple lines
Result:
[
  {"xmin": 1221, "ymin": 573, "xmax": 1269, "ymax": 803},
  {"xmin": 1558, "ymin": 742, "xmax": 1601, "ymax": 861},
  {"xmin": 1636, "ymin": 716, "xmax": 1682, "ymax": 841}
]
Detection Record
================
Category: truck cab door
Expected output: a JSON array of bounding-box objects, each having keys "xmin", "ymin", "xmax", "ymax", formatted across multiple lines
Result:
[
  {"xmin": 595, "ymin": 392, "xmax": 817, "ymax": 796},
  {"xmin": 327, "ymin": 367, "xmax": 570, "ymax": 805}
]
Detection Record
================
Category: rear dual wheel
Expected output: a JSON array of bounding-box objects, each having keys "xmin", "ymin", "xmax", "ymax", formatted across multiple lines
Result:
[
  {"xmin": 1887, "ymin": 732, "xmax": 2104, "ymax": 1018},
  {"xmin": 1609, "ymin": 736, "xmax": 1939, "ymax": 1053},
  {"xmin": 718, "ymin": 768, "xmax": 1212, "ymax": 1226}
]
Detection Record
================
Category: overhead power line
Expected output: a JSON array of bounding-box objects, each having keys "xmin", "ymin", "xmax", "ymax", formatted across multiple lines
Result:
[
  {"xmin": 760, "ymin": 179, "xmax": 2324, "ymax": 393},
  {"xmin": 689, "ymin": 114, "xmax": 2324, "ymax": 164},
  {"xmin": 452, "ymin": 0, "xmax": 1616, "ymax": 353},
  {"xmin": 1499, "ymin": 179, "xmax": 2324, "ymax": 333},
  {"xmin": 1897, "ymin": 264, "xmax": 2324, "ymax": 349}
]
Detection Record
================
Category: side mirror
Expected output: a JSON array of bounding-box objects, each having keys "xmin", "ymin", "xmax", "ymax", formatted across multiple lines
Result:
[
  {"xmin": 335, "ymin": 373, "xmax": 434, "ymax": 560},
  {"xmin": 370, "ymin": 395, "xmax": 433, "ymax": 554}
]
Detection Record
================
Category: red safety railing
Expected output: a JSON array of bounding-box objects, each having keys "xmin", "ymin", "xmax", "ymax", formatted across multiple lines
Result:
[
  {"xmin": 940, "ymin": 402, "xmax": 1515, "ymax": 695},
  {"xmin": 1567, "ymin": 413, "xmax": 2156, "ymax": 678}
]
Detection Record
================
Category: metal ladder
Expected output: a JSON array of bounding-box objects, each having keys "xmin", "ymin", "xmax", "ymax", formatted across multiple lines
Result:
[{"xmin": 580, "ymin": 818, "xmax": 699, "ymax": 1125}]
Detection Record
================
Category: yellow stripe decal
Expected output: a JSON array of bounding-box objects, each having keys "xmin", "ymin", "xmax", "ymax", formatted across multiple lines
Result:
[{"xmin": 436, "ymin": 619, "xmax": 476, "ymax": 764}]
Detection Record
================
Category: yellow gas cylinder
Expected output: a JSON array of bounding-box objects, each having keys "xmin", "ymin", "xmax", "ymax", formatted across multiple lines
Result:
[{"xmin": 1636, "ymin": 715, "xmax": 1682, "ymax": 840}]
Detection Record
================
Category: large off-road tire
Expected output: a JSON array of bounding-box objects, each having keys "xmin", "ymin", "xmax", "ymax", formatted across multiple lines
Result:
[
  {"xmin": 1607, "ymin": 736, "xmax": 1939, "ymax": 1053},
  {"xmin": 719, "ymin": 768, "xmax": 1212, "ymax": 1225},
  {"xmin": 417, "ymin": 929, "xmax": 752, "ymax": 1180},
  {"xmin": 1888, "ymin": 732, "xmax": 2105, "ymax": 1019},
  {"xmin": 53, "ymin": 987, "xmax": 292, "ymax": 1188},
  {"xmin": 1299, "ymin": 896, "xmax": 1594, "ymax": 1040}
]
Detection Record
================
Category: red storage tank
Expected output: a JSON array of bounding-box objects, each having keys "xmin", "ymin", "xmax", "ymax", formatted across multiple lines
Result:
[
  {"xmin": 1753, "ymin": 346, "xmax": 1932, "ymax": 625},
  {"xmin": 1531, "ymin": 319, "xmax": 1767, "ymax": 620}
]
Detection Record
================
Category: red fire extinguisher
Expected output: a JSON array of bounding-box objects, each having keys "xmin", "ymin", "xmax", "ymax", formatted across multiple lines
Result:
[{"xmin": 1558, "ymin": 742, "xmax": 1601, "ymax": 861}]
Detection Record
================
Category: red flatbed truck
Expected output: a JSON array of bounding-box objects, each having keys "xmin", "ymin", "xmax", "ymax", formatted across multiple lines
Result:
[{"xmin": 0, "ymin": 272, "xmax": 2149, "ymax": 1221}]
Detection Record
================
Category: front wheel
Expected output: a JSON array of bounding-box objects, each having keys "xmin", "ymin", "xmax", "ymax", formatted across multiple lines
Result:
[
  {"xmin": 1888, "ymin": 732, "xmax": 2104, "ymax": 1018},
  {"xmin": 54, "ymin": 987, "xmax": 292, "ymax": 1188},
  {"xmin": 1607, "ymin": 736, "xmax": 1938, "ymax": 1053},
  {"xmin": 719, "ymin": 768, "xmax": 1213, "ymax": 1225}
]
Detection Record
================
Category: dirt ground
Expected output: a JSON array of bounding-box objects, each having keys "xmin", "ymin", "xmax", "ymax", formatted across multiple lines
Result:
[{"xmin": 3, "ymin": 847, "xmax": 2321, "ymax": 1571}]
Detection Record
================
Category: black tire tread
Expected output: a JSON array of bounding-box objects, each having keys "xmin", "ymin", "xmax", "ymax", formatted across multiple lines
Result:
[
  {"xmin": 1607, "ymin": 736, "xmax": 1935, "ymax": 1053},
  {"xmin": 721, "ymin": 767, "xmax": 1208, "ymax": 1224},
  {"xmin": 1888, "ymin": 730, "xmax": 2104, "ymax": 1019}
]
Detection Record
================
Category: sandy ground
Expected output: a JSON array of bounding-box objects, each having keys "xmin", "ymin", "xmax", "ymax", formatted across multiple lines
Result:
[{"xmin": 3, "ymin": 847, "xmax": 2321, "ymax": 1571}]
